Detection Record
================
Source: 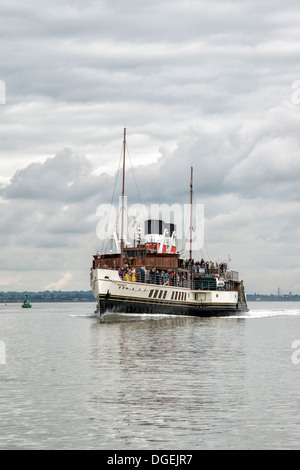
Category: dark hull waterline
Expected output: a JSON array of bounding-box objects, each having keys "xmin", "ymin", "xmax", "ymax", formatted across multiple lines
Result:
[{"xmin": 96, "ymin": 294, "xmax": 248, "ymax": 317}]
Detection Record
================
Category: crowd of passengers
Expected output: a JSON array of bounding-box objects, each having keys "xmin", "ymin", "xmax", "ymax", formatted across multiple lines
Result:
[
  {"xmin": 117, "ymin": 259, "xmax": 228, "ymax": 287},
  {"xmin": 182, "ymin": 259, "xmax": 227, "ymax": 273}
]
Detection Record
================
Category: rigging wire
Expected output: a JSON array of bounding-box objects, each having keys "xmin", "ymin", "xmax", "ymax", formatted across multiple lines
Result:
[
  {"xmin": 125, "ymin": 142, "xmax": 148, "ymax": 220},
  {"xmin": 193, "ymin": 192, "xmax": 210, "ymax": 261},
  {"xmin": 187, "ymin": 171, "xmax": 210, "ymax": 261},
  {"xmin": 100, "ymin": 145, "xmax": 123, "ymax": 254},
  {"xmin": 100, "ymin": 137, "xmax": 146, "ymax": 254}
]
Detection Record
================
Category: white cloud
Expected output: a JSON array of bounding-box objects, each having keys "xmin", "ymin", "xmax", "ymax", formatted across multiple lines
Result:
[{"xmin": 43, "ymin": 272, "xmax": 72, "ymax": 291}]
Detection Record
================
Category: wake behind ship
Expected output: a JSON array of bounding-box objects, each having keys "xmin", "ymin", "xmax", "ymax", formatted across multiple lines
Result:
[{"xmin": 90, "ymin": 129, "xmax": 248, "ymax": 317}]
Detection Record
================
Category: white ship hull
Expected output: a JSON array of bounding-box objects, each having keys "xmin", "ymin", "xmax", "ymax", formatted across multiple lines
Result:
[{"xmin": 90, "ymin": 269, "xmax": 248, "ymax": 317}]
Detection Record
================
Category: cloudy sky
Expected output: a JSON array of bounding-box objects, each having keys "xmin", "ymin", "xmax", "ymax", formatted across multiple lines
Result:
[{"xmin": 1, "ymin": 0, "xmax": 300, "ymax": 295}]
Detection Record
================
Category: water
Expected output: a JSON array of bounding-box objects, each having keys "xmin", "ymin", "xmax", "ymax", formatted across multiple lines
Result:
[{"xmin": 0, "ymin": 301, "xmax": 300, "ymax": 450}]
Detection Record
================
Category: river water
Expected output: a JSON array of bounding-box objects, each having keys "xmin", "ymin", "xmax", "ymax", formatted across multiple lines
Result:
[{"xmin": 0, "ymin": 301, "xmax": 300, "ymax": 450}]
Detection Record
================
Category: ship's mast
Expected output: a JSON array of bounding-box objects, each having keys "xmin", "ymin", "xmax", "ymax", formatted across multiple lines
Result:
[
  {"xmin": 120, "ymin": 127, "xmax": 126, "ymax": 267},
  {"xmin": 189, "ymin": 165, "xmax": 193, "ymax": 261}
]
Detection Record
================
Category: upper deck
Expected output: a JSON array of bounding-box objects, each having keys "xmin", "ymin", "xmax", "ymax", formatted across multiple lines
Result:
[
  {"xmin": 93, "ymin": 244, "xmax": 179, "ymax": 271},
  {"xmin": 92, "ymin": 245, "xmax": 240, "ymax": 292}
]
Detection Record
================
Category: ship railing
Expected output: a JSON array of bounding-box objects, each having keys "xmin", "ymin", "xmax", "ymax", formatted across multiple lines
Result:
[
  {"xmin": 225, "ymin": 270, "xmax": 239, "ymax": 281},
  {"xmin": 117, "ymin": 272, "xmax": 236, "ymax": 291},
  {"xmin": 122, "ymin": 272, "xmax": 192, "ymax": 288},
  {"xmin": 94, "ymin": 260, "xmax": 229, "ymax": 278},
  {"xmin": 95, "ymin": 263, "xmax": 239, "ymax": 290}
]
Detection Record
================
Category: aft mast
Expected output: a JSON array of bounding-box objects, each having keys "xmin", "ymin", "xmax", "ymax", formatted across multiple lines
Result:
[
  {"xmin": 120, "ymin": 128, "xmax": 126, "ymax": 267},
  {"xmin": 189, "ymin": 165, "xmax": 193, "ymax": 261}
]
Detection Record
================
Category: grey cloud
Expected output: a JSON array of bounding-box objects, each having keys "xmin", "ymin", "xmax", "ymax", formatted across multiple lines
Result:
[
  {"xmin": 225, "ymin": 104, "xmax": 300, "ymax": 199},
  {"xmin": 2, "ymin": 148, "xmax": 113, "ymax": 203},
  {"xmin": 2, "ymin": 0, "xmax": 300, "ymax": 108}
]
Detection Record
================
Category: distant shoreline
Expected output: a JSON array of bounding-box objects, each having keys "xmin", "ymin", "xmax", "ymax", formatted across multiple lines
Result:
[
  {"xmin": 0, "ymin": 290, "xmax": 94, "ymax": 303},
  {"xmin": 247, "ymin": 294, "xmax": 300, "ymax": 302},
  {"xmin": 1, "ymin": 291, "xmax": 300, "ymax": 303}
]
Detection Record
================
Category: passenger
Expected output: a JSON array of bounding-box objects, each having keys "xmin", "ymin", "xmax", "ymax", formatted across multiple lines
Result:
[
  {"xmin": 150, "ymin": 268, "xmax": 156, "ymax": 284},
  {"xmin": 171, "ymin": 271, "xmax": 178, "ymax": 287},
  {"xmin": 162, "ymin": 271, "xmax": 168, "ymax": 285},
  {"xmin": 130, "ymin": 268, "xmax": 136, "ymax": 282},
  {"xmin": 141, "ymin": 266, "xmax": 146, "ymax": 283},
  {"xmin": 118, "ymin": 266, "xmax": 126, "ymax": 279}
]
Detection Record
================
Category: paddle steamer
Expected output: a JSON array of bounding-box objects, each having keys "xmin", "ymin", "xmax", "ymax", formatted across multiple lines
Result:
[{"xmin": 90, "ymin": 129, "xmax": 248, "ymax": 317}]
